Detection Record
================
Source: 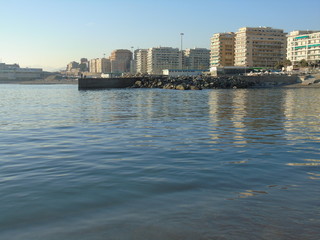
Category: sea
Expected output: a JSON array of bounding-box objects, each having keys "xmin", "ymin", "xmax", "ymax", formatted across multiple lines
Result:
[{"xmin": 0, "ymin": 84, "xmax": 319, "ymax": 240}]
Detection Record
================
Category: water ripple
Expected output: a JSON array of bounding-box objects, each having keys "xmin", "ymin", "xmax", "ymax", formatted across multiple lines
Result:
[{"xmin": 0, "ymin": 86, "xmax": 320, "ymax": 239}]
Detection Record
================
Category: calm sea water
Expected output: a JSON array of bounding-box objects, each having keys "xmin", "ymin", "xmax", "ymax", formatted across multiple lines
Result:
[{"xmin": 0, "ymin": 84, "xmax": 319, "ymax": 240}]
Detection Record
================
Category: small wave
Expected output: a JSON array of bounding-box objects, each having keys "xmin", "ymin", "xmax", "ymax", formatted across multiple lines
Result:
[
  {"xmin": 286, "ymin": 163, "xmax": 320, "ymax": 166},
  {"xmin": 228, "ymin": 160, "xmax": 248, "ymax": 164}
]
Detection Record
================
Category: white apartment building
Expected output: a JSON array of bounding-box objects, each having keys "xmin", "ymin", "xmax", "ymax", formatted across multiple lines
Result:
[
  {"xmin": 287, "ymin": 30, "xmax": 320, "ymax": 65},
  {"xmin": 147, "ymin": 47, "xmax": 181, "ymax": 75},
  {"xmin": 135, "ymin": 49, "xmax": 148, "ymax": 74},
  {"xmin": 210, "ymin": 32, "xmax": 235, "ymax": 67},
  {"xmin": 184, "ymin": 48, "xmax": 210, "ymax": 70},
  {"xmin": 234, "ymin": 27, "xmax": 287, "ymax": 68}
]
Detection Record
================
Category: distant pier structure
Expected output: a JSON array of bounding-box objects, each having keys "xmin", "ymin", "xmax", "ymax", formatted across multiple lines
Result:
[{"xmin": 0, "ymin": 63, "xmax": 43, "ymax": 81}]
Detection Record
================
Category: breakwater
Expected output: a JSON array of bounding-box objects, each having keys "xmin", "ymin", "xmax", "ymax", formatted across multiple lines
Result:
[{"xmin": 78, "ymin": 75, "xmax": 300, "ymax": 90}]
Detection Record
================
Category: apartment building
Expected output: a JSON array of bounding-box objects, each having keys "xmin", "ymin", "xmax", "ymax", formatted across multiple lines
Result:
[
  {"xmin": 135, "ymin": 49, "xmax": 148, "ymax": 74},
  {"xmin": 110, "ymin": 49, "xmax": 132, "ymax": 73},
  {"xmin": 234, "ymin": 27, "xmax": 287, "ymax": 68},
  {"xmin": 89, "ymin": 58, "xmax": 111, "ymax": 73},
  {"xmin": 210, "ymin": 32, "xmax": 235, "ymax": 67},
  {"xmin": 67, "ymin": 61, "xmax": 79, "ymax": 72},
  {"xmin": 184, "ymin": 48, "xmax": 210, "ymax": 70},
  {"xmin": 287, "ymin": 30, "xmax": 320, "ymax": 65},
  {"xmin": 147, "ymin": 47, "xmax": 181, "ymax": 75}
]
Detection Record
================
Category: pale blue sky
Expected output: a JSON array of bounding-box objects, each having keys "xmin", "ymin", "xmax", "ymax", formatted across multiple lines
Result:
[{"xmin": 0, "ymin": 0, "xmax": 319, "ymax": 71}]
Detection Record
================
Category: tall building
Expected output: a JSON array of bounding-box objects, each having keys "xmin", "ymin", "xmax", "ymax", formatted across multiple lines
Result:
[
  {"xmin": 287, "ymin": 30, "xmax": 320, "ymax": 66},
  {"xmin": 135, "ymin": 49, "xmax": 148, "ymax": 74},
  {"xmin": 147, "ymin": 47, "xmax": 181, "ymax": 75},
  {"xmin": 210, "ymin": 32, "xmax": 235, "ymax": 67},
  {"xmin": 184, "ymin": 48, "xmax": 210, "ymax": 70},
  {"xmin": 89, "ymin": 59, "xmax": 98, "ymax": 73},
  {"xmin": 234, "ymin": 27, "xmax": 287, "ymax": 68},
  {"xmin": 89, "ymin": 58, "xmax": 111, "ymax": 73},
  {"xmin": 66, "ymin": 61, "xmax": 79, "ymax": 72},
  {"xmin": 110, "ymin": 49, "xmax": 132, "ymax": 73},
  {"xmin": 79, "ymin": 58, "xmax": 89, "ymax": 72}
]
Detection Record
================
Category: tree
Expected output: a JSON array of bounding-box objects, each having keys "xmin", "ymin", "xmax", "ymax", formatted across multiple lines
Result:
[
  {"xmin": 283, "ymin": 59, "xmax": 292, "ymax": 67},
  {"xmin": 299, "ymin": 59, "xmax": 308, "ymax": 67},
  {"xmin": 274, "ymin": 62, "xmax": 284, "ymax": 70},
  {"xmin": 274, "ymin": 59, "xmax": 292, "ymax": 69}
]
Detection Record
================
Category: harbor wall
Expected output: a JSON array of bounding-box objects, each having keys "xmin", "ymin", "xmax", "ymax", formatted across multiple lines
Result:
[
  {"xmin": 78, "ymin": 75, "xmax": 300, "ymax": 89},
  {"xmin": 78, "ymin": 77, "xmax": 140, "ymax": 89}
]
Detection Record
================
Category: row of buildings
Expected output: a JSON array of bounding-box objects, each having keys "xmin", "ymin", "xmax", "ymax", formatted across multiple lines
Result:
[
  {"xmin": 65, "ymin": 50, "xmax": 133, "ymax": 77},
  {"xmin": 66, "ymin": 48, "xmax": 210, "ymax": 76},
  {"xmin": 136, "ymin": 47, "xmax": 210, "ymax": 75},
  {"xmin": 66, "ymin": 26, "xmax": 320, "ymax": 77},
  {"xmin": 210, "ymin": 27, "xmax": 320, "ymax": 69}
]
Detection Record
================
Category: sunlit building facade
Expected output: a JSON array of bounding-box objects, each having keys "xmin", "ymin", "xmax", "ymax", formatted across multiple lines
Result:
[
  {"xmin": 210, "ymin": 32, "xmax": 235, "ymax": 67},
  {"xmin": 287, "ymin": 30, "xmax": 320, "ymax": 65},
  {"xmin": 184, "ymin": 48, "xmax": 210, "ymax": 70},
  {"xmin": 147, "ymin": 47, "xmax": 181, "ymax": 75},
  {"xmin": 135, "ymin": 49, "xmax": 148, "ymax": 74},
  {"xmin": 234, "ymin": 27, "xmax": 287, "ymax": 68}
]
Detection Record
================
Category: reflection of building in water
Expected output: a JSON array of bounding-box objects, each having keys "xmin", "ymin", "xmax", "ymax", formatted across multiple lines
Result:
[
  {"xmin": 240, "ymin": 90, "xmax": 286, "ymax": 143},
  {"xmin": 207, "ymin": 91, "xmax": 219, "ymax": 144},
  {"xmin": 208, "ymin": 90, "xmax": 247, "ymax": 145},
  {"xmin": 208, "ymin": 89, "xmax": 287, "ymax": 145},
  {"xmin": 283, "ymin": 89, "xmax": 320, "ymax": 142},
  {"xmin": 230, "ymin": 90, "xmax": 247, "ymax": 145}
]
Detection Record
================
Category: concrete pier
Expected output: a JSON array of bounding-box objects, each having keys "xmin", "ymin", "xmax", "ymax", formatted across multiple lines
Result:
[{"xmin": 78, "ymin": 77, "xmax": 140, "ymax": 90}]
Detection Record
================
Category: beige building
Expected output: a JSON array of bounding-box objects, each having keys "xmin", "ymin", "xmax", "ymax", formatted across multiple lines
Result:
[
  {"xmin": 287, "ymin": 30, "xmax": 320, "ymax": 66},
  {"xmin": 135, "ymin": 49, "xmax": 148, "ymax": 74},
  {"xmin": 234, "ymin": 27, "xmax": 287, "ymax": 68},
  {"xmin": 210, "ymin": 32, "xmax": 235, "ymax": 67},
  {"xmin": 110, "ymin": 49, "xmax": 132, "ymax": 73},
  {"xmin": 184, "ymin": 48, "xmax": 210, "ymax": 70},
  {"xmin": 147, "ymin": 47, "xmax": 181, "ymax": 75},
  {"xmin": 89, "ymin": 58, "xmax": 111, "ymax": 73}
]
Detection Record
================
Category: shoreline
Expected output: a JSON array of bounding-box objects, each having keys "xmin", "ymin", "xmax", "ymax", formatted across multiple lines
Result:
[
  {"xmin": 1, "ymin": 77, "xmax": 320, "ymax": 88},
  {"xmin": 0, "ymin": 79, "xmax": 78, "ymax": 85}
]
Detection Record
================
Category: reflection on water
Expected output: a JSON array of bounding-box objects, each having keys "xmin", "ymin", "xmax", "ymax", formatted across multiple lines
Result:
[
  {"xmin": 284, "ymin": 89, "xmax": 320, "ymax": 141},
  {"xmin": 0, "ymin": 85, "xmax": 320, "ymax": 240}
]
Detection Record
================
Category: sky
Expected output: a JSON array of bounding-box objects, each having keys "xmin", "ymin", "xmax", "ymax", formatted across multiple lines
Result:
[{"xmin": 0, "ymin": 0, "xmax": 319, "ymax": 71}]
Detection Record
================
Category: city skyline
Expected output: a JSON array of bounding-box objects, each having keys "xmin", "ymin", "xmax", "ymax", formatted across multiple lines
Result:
[{"xmin": 1, "ymin": 0, "xmax": 319, "ymax": 71}]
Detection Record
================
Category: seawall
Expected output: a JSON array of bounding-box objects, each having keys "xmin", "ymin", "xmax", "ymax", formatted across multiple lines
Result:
[
  {"xmin": 78, "ymin": 77, "xmax": 139, "ymax": 90},
  {"xmin": 78, "ymin": 75, "xmax": 300, "ymax": 90}
]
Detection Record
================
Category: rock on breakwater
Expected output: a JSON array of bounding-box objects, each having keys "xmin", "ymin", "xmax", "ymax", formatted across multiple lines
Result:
[{"xmin": 131, "ymin": 75, "xmax": 256, "ymax": 90}]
